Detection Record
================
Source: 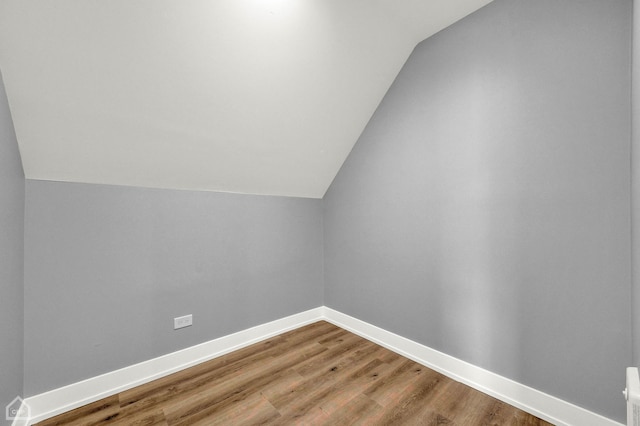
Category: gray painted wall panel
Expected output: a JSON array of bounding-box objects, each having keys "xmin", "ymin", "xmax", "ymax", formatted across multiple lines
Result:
[
  {"xmin": 632, "ymin": 0, "xmax": 640, "ymax": 366},
  {"xmin": 0, "ymin": 70, "xmax": 25, "ymax": 425},
  {"xmin": 324, "ymin": 0, "xmax": 631, "ymax": 421},
  {"xmin": 24, "ymin": 181, "xmax": 323, "ymax": 396}
]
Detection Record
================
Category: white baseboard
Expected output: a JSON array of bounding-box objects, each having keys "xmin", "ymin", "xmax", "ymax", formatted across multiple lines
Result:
[
  {"xmin": 9, "ymin": 399, "xmax": 29, "ymax": 426},
  {"xmin": 22, "ymin": 306, "xmax": 622, "ymax": 426},
  {"xmin": 321, "ymin": 307, "xmax": 622, "ymax": 426},
  {"xmin": 23, "ymin": 308, "xmax": 324, "ymax": 425},
  {"xmin": 10, "ymin": 415, "xmax": 29, "ymax": 426}
]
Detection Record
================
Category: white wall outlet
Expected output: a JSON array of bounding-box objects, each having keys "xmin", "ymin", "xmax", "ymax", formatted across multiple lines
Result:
[{"xmin": 174, "ymin": 314, "xmax": 193, "ymax": 330}]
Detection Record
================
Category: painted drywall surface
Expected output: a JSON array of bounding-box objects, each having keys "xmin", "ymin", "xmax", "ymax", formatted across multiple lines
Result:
[
  {"xmin": 0, "ymin": 70, "xmax": 25, "ymax": 425},
  {"xmin": 632, "ymin": 0, "xmax": 640, "ymax": 366},
  {"xmin": 324, "ymin": 0, "xmax": 631, "ymax": 422},
  {"xmin": 0, "ymin": 0, "xmax": 492, "ymax": 199},
  {"xmin": 23, "ymin": 181, "xmax": 323, "ymax": 396}
]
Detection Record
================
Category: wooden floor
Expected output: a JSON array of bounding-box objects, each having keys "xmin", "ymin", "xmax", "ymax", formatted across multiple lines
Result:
[{"xmin": 36, "ymin": 321, "xmax": 553, "ymax": 425}]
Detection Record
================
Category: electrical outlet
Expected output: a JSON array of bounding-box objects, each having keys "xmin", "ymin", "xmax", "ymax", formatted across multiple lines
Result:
[{"xmin": 174, "ymin": 314, "xmax": 193, "ymax": 330}]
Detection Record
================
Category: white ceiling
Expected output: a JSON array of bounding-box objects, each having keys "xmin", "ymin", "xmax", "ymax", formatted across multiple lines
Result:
[{"xmin": 0, "ymin": 0, "xmax": 492, "ymax": 198}]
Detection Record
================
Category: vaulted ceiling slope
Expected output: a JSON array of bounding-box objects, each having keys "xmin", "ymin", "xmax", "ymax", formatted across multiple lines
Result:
[{"xmin": 0, "ymin": 0, "xmax": 492, "ymax": 198}]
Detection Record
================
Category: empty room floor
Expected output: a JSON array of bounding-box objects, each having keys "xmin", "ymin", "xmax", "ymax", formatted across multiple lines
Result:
[{"xmin": 35, "ymin": 321, "xmax": 552, "ymax": 425}]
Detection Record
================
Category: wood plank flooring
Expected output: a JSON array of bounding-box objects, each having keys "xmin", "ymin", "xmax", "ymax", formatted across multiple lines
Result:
[{"xmin": 35, "ymin": 321, "xmax": 553, "ymax": 425}]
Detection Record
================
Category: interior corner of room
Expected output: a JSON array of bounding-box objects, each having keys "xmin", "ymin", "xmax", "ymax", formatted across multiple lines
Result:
[{"xmin": 1, "ymin": 0, "xmax": 639, "ymax": 424}]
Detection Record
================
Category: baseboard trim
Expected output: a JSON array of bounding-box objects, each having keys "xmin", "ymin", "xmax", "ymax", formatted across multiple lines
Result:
[
  {"xmin": 9, "ymin": 398, "xmax": 30, "ymax": 426},
  {"xmin": 321, "ymin": 306, "xmax": 622, "ymax": 426},
  {"xmin": 22, "ymin": 306, "xmax": 621, "ymax": 426},
  {"xmin": 23, "ymin": 308, "xmax": 324, "ymax": 425},
  {"xmin": 10, "ymin": 415, "xmax": 29, "ymax": 426}
]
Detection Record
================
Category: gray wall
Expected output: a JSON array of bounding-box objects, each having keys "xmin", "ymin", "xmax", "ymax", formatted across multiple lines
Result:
[
  {"xmin": 324, "ymin": 0, "xmax": 631, "ymax": 422},
  {"xmin": 0, "ymin": 70, "xmax": 25, "ymax": 424},
  {"xmin": 633, "ymin": 0, "xmax": 640, "ymax": 366},
  {"xmin": 24, "ymin": 181, "xmax": 323, "ymax": 396}
]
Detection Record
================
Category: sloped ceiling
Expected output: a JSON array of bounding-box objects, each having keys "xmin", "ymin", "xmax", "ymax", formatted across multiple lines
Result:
[{"xmin": 0, "ymin": 0, "xmax": 492, "ymax": 198}]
